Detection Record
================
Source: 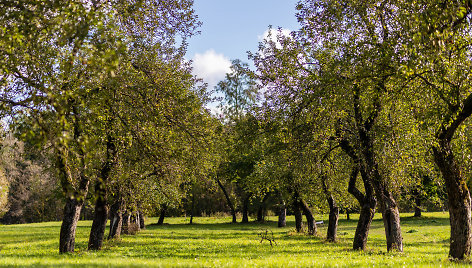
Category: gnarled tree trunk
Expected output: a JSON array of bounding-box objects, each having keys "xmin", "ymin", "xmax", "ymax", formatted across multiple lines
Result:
[
  {"xmin": 59, "ymin": 197, "xmax": 84, "ymax": 253},
  {"xmin": 300, "ymin": 199, "xmax": 316, "ymax": 235},
  {"xmin": 434, "ymin": 141, "xmax": 472, "ymax": 259},
  {"xmin": 341, "ymin": 140, "xmax": 376, "ymax": 251},
  {"xmin": 376, "ymin": 185, "xmax": 403, "ymax": 252}
]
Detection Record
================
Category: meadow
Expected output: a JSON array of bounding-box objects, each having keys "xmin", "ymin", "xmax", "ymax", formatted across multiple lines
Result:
[{"xmin": 0, "ymin": 212, "xmax": 469, "ymax": 267}]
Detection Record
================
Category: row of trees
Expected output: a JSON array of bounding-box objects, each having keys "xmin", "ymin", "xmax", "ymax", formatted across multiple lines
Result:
[
  {"xmin": 1, "ymin": 0, "xmax": 472, "ymax": 262},
  {"xmin": 0, "ymin": 0, "xmax": 218, "ymax": 253},
  {"xmin": 245, "ymin": 0, "xmax": 472, "ymax": 260}
]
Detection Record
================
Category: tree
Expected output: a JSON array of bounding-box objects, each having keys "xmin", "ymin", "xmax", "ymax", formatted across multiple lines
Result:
[
  {"xmin": 0, "ymin": 0, "xmax": 203, "ymax": 253},
  {"xmin": 396, "ymin": 0, "xmax": 472, "ymax": 259}
]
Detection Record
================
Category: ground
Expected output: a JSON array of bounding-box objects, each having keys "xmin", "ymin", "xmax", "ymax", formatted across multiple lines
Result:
[{"xmin": 0, "ymin": 212, "xmax": 469, "ymax": 267}]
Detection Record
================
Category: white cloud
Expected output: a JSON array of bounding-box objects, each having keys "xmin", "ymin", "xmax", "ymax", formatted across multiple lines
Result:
[
  {"xmin": 192, "ymin": 49, "xmax": 231, "ymax": 90},
  {"xmin": 258, "ymin": 28, "xmax": 292, "ymax": 49}
]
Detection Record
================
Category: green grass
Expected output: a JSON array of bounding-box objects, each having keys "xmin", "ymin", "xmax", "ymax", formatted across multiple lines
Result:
[{"xmin": 0, "ymin": 212, "xmax": 469, "ymax": 267}]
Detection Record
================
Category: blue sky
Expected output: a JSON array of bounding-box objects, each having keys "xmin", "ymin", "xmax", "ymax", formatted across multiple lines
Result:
[{"xmin": 188, "ymin": 0, "xmax": 300, "ymax": 89}]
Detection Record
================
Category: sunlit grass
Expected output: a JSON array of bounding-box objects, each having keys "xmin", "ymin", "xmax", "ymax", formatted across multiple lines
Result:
[{"xmin": 0, "ymin": 212, "xmax": 469, "ymax": 267}]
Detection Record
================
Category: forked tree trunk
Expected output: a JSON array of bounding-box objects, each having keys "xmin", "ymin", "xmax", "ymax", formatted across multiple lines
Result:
[
  {"xmin": 299, "ymin": 199, "xmax": 316, "ymax": 235},
  {"xmin": 278, "ymin": 202, "xmax": 286, "ymax": 227},
  {"xmin": 375, "ymin": 181, "xmax": 403, "ymax": 252},
  {"xmin": 216, "ymin": 178, "xmax": 237, "ymax": 223},
  {"xmin": 346, "ymin": 164, "xmax": 376, "ymax": 251},
  {"xmin": 157, "ymin": 205, "xmax": 167, "ymax": 225},
  {"xmin": 108, "ymin": 201, "xmax": 123, "ymax": 239},
  {"xmin": 434, "ymin": 142, "xmax": 472, "ymax": 259},
  {"xmin": 59, "ymin": 198, "xmax": 84, "ymax": 253}
]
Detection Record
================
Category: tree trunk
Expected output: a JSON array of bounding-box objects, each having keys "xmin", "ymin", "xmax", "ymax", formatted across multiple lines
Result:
[
  {"xmin": 122, "ymin": 212, "xmax": 131, "ymax": 234},
  {"xmin": 293, "ymin": 198, "xmax": 303, "ymax": 233},
  {"xmin": 346, "ymin": 210, "xmax": 350, "ymax": 221},
  {"xmin": 346, "ymin": 165, "xmax": 377, "ymax": 251},
  {"xmin": 139, "ymin": 211, "xmax": 145, "ymax": 230},
  {"xmin": 353, "ymin": 200, "xmax": 376, "ymax": 250},
  {"xmin": 414, "ymin": 204, "xmax": 422, "ymax": 217},
  {"xmin": 299, "ymin": 199, "xmax": 316, "ymax": 235},
  {"xmin": 157, "ymin": 205, "xmax": 167, "ymax": 225},
  {"xmin": 88, "ymin": 196, "xmax": 109, "ymax": 250},
  {"xmin": 433, "ymin": 142, "xmax": 472, "ymax": 259},
  {"xmin": 413, "ymin": 189, "xmax": 422, "ymax": 217},
  {"xmin": 257, "ymin": 195, "xmax": 268, "ymax": 223},
  {"xmin": 326, "ymin": 196, "xmax": 339, "ymax": 242},
  {"xmin": 278, "ymin": 202, "xmax": 286, "ymax": 227},
  {"xmin": 108, "ymin": 201, "xmax": 123, "ymax": 240},
  {"xmin": 59, "ymin": 198, "xmax": 83, "ymax": 253},
  {"xmin": 190, "ymin": 192, "xmax": 195, "ymax": 224},
  {"xmin": 216, "ymin": 178, "xmax": 237, "ymax": 223},
  {"xmin": 134, "ymin": 212, "xmax": 141, "ymax": 232},
  {"xmin": 88, "ymin": 133, "xmax": 115, "ymax": 250},
  {"xmin": 375, "ymin": 182, "xmax": 403, "ymax": 252},
  {"xmin": 321, "ymin": 175, "xmax": 339, "ymax": 242},
  {"xmin": 241, "ymin": 195, "xmax": 250, "ymax": 223}
]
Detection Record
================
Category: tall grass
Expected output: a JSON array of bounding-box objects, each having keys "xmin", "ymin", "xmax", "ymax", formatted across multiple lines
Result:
[{"xmin": 0, "ymin": 212, "xmax": 468, "ymax": 267}]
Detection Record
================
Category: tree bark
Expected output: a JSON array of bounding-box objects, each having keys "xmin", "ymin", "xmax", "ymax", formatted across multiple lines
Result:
[
  {"xmin": 157, "ymin": 205, "xmax": 167, "ymax": 225},
  {"xmin": 433, "ymin": 141, "xmax": 472, "ymax": 259},
  {"xmin": 108, "ymin": 200, "xmax": 123, "ymax": 240},
  {"xmin": 278, "ymin": 201, "xmax": 286, "ymax": 227},
  {"xmin": 59, "ymin": 197, "xmax": 84, "ymax": 253},
  {"xmin": 216, "ymin": 178, "xmax": 237, "ymax": 223}
]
